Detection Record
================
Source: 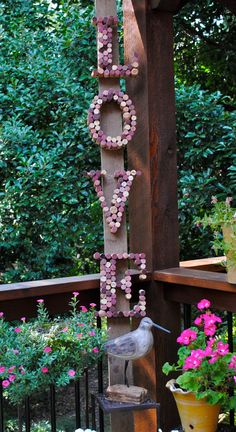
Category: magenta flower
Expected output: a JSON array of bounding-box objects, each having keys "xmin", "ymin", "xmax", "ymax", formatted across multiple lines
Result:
[
  {"xmin": 14, "ymin": 327, "xmax": 21, "ymax": 333},
  {"xmin": 90, "ymin": 303, "xmax": 96, "ymax": 308},
  {"xmin": 8, "ymin": 366, "xmax": 16, "ymax": 373},
  {"xmin": 37, "ymin": 299, "xmax": 44, "ymax": 303},
  {"xmin": 217, "ymin": 341, "xmax": 229, "ymax": 356},
  {"xmin": 61, "ymin": 327, "xmax": 68, "ymax": 332},
  {"xmin": 197, "ymin": 299, "xmax": 211, "ymax": 310},
  {"xmin": 89, "ymin": 330, "xmax": 95, "ymax": 337},
  {"xmin": 194, "ymin": 316, "xmax": 202, "ymax": 326},
  {"xmin": 177, "ymin": 329, "xmax": 197, "ymax": 345},
  {"xmin": 44, "ymin": 346, "xmax": 52, "ymax": 353},
  {"xmin": 73, "ymin": 291, "xmax": 79, "ymax": 297},
  {"xmin": 234, "ymin": 376, "xmax": 236, "ymax": 384},
  {"xmin": 76, "ymin": 333, "xmax": 83, "ymax": 338},
  {"xmin": 92, "ymin": 347, "xmax": 99, "ymax": 353},
  {"xmin": 77, "ymin": 323, "xmax": 85, "ymax": 327},
  {"xmin": 229, "ymin": 355, "xmax": 236, "ymax": 370},
  {"xmin": 68, "ymin": 369, "xmax": 76, "ymax": 377},
  {"xmin": 0, "ymin": 366, "xmax": 5, "ymax": 374},
  {"xmin": 8, "ymin": 374, "xmax": 16, "ymax": 382},
  {"xmin": 21, "ymin": 317, "xmax": 26, "ymax": 322},
  {"xmin": 13, "ymin": 349, "xmax": 19, "ymax": 355},
  {"xmin": 41, "ymin": 367, "xmax": 49, "ymax": 373},
  {"xmin": 2, "ymin": 380, "xmax": 10, "ymax": 388},
  {"xmin": 80, "ymin": 306, "xmax": 88, "ymax": 312},
  {"xmin": 0, "ymin": 312, "xmax": 4, "ymax": 318},
  {"xmin": 204, "ymin": 324, "xmax": 217, "ymax": 336},
  {"xmin": 183, "ymin": 352, "xmax": 202, "ymax": 370}
]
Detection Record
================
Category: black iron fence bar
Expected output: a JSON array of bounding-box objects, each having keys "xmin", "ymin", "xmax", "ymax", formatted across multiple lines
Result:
[
  {"xmin": 84, "ymin": 368, "xmax": 89, "ymax": 428},
  {"xmin": 25, "ymin": 396, "xmax": 30, "ymax": 432},
  {"xmin": 98, "ymin": 359, "xmax": 105, "ymax": 432},
  {"xmin": 183, "ymin": 304, "xmax": 192, "ymax": 329},
  {"xmin": 50, "ymin": 384, "xmax": 56, "ymax": 432},
  {"xmin": 0, "ymin": 381, "xmax": 3, "ymax": 432},
  {"xmin": 91, "ymin": 394, "xmax": 96, "ymax": 430},
  {"xmin": 227, "ymin": 312, "xmax": 235, "ymax": 427},
  {"xmin": 75, "ymin": 379, "xmax": 81, "ymax": 428}
]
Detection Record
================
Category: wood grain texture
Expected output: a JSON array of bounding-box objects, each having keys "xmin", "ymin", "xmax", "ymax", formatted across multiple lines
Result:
[{"xmin": 124, "ymin": 2, "xmax": 181, "ymax": 430}]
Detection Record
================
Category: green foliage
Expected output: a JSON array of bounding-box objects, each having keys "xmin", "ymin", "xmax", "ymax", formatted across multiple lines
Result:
[
  {"xmin": 0, "ymin": 294, "xmax": 106, "ymax": 405},
  {"xmin": 0, "ymin": 0, "xmax": 103, "ymax": 282},
  {"xmin": 174, "ymin": 0, "xmax": 236, "ymax": 104},
  {"xmin": 176, "ymin": 83, "xmax": 236, "ymax": 260},
  {"xmin": 6, "ymin": 419, "xmax": 63, "ymax": 432}
]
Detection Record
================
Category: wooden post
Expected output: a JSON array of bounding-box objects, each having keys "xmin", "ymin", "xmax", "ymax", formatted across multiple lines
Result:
[
  {"xmin": 124, "ymin": 1, "xmax": 181, "ymax": 430},
  {"xmin": 95, "ymin": 1, "xmax": 133, "ymax": 430}
]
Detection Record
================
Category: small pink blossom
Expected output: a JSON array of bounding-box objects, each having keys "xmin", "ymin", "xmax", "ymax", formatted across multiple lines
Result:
[
  {"xmin": 73, "ymin": 292, "xmax": 79, "ymax": 297},
  {"xmin": 194, "ymin": 316, "xmax": 202, "ymax": 326},
  {"xmin": 211, "ymin": 196, "xmax": 218, "ymax": 204},
  {"xmin": 41, "ymin": 367, "xmax": 48, "ymax": 373},
  {"xmin": 229, "ymin": 355, "xmax": 236, "ymax": 370},
  {"xmin": 217, "ymin": 341, "xmax": 229, "ymax": 356},
  {"xmin": 14, "ymin": 327, "xmax": 21, "ymax": 333},
  {"xmin": 68, "ymin": 369, "xmax": 76, "ymax": 377},
  {"xmin": 21, "ymin": 317, "xmax": 26, "ymax": 322},
  {"xmin": 183, "ymin": 354, "xmax": 201, "ymax": 370},
  {"xmin": 209, "ymin": 352, "xmax": 220, "ymax": 364},
  {"xmin": 44, "ymin": 347, "xmax": 52, "ymax": 353},
  {"xmin": 76, "ymin": 333, "xmax": 83, "ymax": 338},
  {"xmin": 61, "ymin": 327, "xmax": 68, "ymax": 332},
  {"xmin": 37, "ymin": 299, "xmax": 44, "ymax": 303},
  {"xmin": 8, "ymin": 366, "xmax": 16, "ymax": 373},
  {"xmin": 197, "ymin": 299, "xmax": 211, "ymax": 310},
  {"xmin": 77, "ymin": 323, "xmax": 85, "ymax": 327},
  {"xmin": 204, "ymin": 324, "xmax": 216, "ymax": 336},
  {"xmin": 177, "ymin": 329, "xmax": 197, "ymax": 345},
  {"xmin": 2, "ymin": 380, "xmax": 10, "ymax": 388},
  {"xmin": 80, "ymin": 306, "xmax": 88, "ymax": 312},
  {"xmin": 92, "ymin": 347, "xmax": 99, "ymax": 353},
  {"xmin": 90, "ymin": 303, "xmax": 96, "ymax": 308},
  {"xmin": 89, "ymin": 330, "xmax": 95, "ymax": 337},
  {"xmin": 8, "ymin": 374, "xmax": 16, "ymax": 382},
  {"xmin": 0, "ymin": 312, "xmax": 4, "ymax": 318},
  {"xmin": 0, "ymin": 366, "xmax": 5, "ymax": 374},
  {"xmin": 13, "ymin": 349, "xmax": 19, "ymax": 355},
  {"xmin": 234, "ymin": 376, "xmax": 236, "ymax": 384}
]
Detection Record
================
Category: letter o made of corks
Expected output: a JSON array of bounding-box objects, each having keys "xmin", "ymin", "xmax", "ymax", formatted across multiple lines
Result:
[{"xmin": 87, "ymin": 89, "xmax": 137, "ymax": 149}]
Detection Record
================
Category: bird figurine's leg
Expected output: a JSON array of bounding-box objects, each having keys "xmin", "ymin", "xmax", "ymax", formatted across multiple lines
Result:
[{"xmin": 124, "ymin": 360, "xmax": 129, "ymax": 387}]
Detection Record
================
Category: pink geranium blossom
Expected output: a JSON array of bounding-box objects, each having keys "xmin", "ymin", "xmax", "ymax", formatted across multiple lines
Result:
[
  {"xmin": 44, "ymin": 347, "xmax": 52, "ymax": 353},
  {"xmin": 73, "ymin": 291, "xmax": 79, "ymax": 297},
  {"xmin": 177, "ymin": 329, "xmax": 197, "ymax": 345},
  {"xmin": 8, "ymin": 366, "xmax": 16, "ymax": 373},
  {"xmin": 14, "ymin": 327, "xmax": 21, "ymax": 333},
  {"xmin": 92, "ymin": 347, "xmax": 99, "ymax": 353},
  {"xmin": 229, "ymin": 355, "xmax": 236, "ymax": 370},
  {"xmin": 8, "ymin": 374, "xmax": 16, "ymax": 382},
  {"xmin": 80, "ymin": 306, "xmax": 88, "ymax": 312},
  {"xmin": 217, "ymin": 342, "xmax": 229, "ymax": 356},
  {"xmin": 68, "ymin": 369, "xmax": 76, "ymax": 377},
  {"xmin": 76, "ymin": 333, "xmax": 83, "ymax": 338},
  {"xmin": 89, "ymin": 330, "xmax": 95, "ymax": 337},
  {"xmin": 0, "ymin": 366, "xmax": 5, "ymax": 374},
  {"xmin": 197, "ymin": 299, "xmax": 211, "ymax": 310},
  {"xmin": 62, "ymin": 327, "xmax": 68, "ymax": 332},
  {"xmin": 90, "ymin": 303, "xmax": 96, "ymax": 308},
  {"xmin": 0, "ymin": 312, "xmax": 4, "ymax": 318},
  {"xmin": 21, "ymin": 317, "xmax": 26, "ymax": 322},
  {"xmin": 37, "ymin": 299, "xmax": 44, "ymax": 303},
  {"xmin": 41, "ymin": 367, "xmax": 48, "ymax": 373},
  {"xmin": 2, "ymin": 380, "xmax": 10, "ymax": 388}
]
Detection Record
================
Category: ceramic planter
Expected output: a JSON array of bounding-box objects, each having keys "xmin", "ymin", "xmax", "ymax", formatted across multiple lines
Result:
[
  {"xmin": 166, "ymin": 379, "xmax": 220, "ymax": 432},
  {"xmin": 222, "ymin": 225, "xmax": 236, "ymax": 284}
]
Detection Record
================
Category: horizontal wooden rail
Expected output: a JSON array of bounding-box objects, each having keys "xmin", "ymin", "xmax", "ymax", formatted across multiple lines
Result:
[
  {"xmin": 154, "ymin": 267, "xmax": 236, "ymax": 312},
  {"xmin": 180, "ymin": 256, "xmax": 226, "ymax": 272}
]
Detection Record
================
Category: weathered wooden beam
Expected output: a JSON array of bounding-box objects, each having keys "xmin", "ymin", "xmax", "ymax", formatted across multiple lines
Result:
[{"xmin": 125, "ymin": 1, "xmax": 181, "ymax": 430}]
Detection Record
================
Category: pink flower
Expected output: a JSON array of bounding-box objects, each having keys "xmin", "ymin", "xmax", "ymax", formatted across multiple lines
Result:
[
  {"xmin": 21, "ymin": 317, "xmax": 26, "ymax": 322},
  {"xmin": 177, "ymin": 329, "xmax": 197, "ymax": 345},
  {"xmin": 37, "ymin": 299, "xmax": 44, "ymax": 303},
  {"xmin": 68, "ymin": 369, "xmax": 76, "ymax": 377},
  {"xmin": 204, "ymin": 324, "xmax": 216, "ymax": 336},
  {"xmin": 13, "ymin": 349, "xmax": 19, "ymax": 355},
  {"xmin": 197, "ymin": 299, "xmax": 211, "ymax": 310},
  {"xmin": 8, "ymin": 374, "xmax": 16, "ymax": 382},
  {"xmin": 217, "ymin": 341, "xmax": 229, "ymax": 356},
  {"xmin": 2, "ymin": 380, "xmax": 10, "ymax": 388},
  {"xmin": 234, "ymin": 376, "xmax": 236, "ymax": 384},
  {"xmin": 229, "ymin": 355, "xmax": 236, "ymax": 370},
  {"xmin": 92, "ymin": 347, "xmax": 99, "ymax": 353},
  {"xmin": 44, "ymin": 347, "xmax": 52, "ymax": 353},
  {"xmin": 0, "ymin": 366, "xmax": 5, "ymax": 374},
  {"xmin": 90, "ymin": 303, "xmax": 96, "ymax": 308},
  {"xmin": 8, "ymin": 366, "xmax": 16, "ymax": 373},
  {"xmin": 89, "ymin": 330, "xmax": 95, "ymax": 337},
  {"xmin": 194, "ymin": 316, "xmax": 202, "ymax": 326},
  {"xmin": 41, "ymin": 367, "xmax": 48, "ymax": 373},
  {"xmin": 80, "ymin": 306, "xmax": 88, "ymax": 312},
  {"xmin": 14, "ymin": 327, "xmax": 21, "ymax": 333},
  {"xmin": 77, "ymin": 323, "xmax": 85, "ymax": 327},
  {"xmin": 209, "ymin": 352, "xmax": 220, "ymax": 364},
  {"xmin": 211, "ymin": 196, "xmax": 218, "ymax": 204},
  {"xmin": 61, "ymin": 327, "xmax": 68, "ymax": 332},
  {"xmin": 76, "ymin": 333, "xmax": 83, "ymax": 338},
  {"xmin": 0, "ymin": 312, "xmax": 4, "ymax": 318},
  {"xmin": 73, "ymin": 292, "xmax": 79, "ymax": 297},
  {"xmin": 183, "ymin": 353, "xmax": 201, "ymax": 370}
]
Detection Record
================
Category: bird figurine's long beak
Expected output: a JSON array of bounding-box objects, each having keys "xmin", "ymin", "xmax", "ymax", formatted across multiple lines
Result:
[{"xmin": 152, "ymin": 322, "xmax": 171, "ymax": 334}]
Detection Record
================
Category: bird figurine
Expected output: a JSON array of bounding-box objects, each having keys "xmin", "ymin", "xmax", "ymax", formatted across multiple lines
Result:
[{"xmin": 105, "ymin": 317, "xmax": 171, "ymax": 386}]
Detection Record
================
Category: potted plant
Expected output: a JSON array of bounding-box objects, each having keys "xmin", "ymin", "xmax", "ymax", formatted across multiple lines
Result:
[
  {"xmin": 162, "ymin": 299, "xmax": 236, "ymax": 432},
  {"xmin": 200, "ymin": 196, "xmax": 236, "ymax": 283},
  {"xmin": 0, "ymin": 292, "xmax": 106, "ymax": 407}
]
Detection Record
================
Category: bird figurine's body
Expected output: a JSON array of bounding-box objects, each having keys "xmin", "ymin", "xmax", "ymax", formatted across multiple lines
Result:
[{"xmin": 105, "ymin": 317, "xmax": 170, "ymax": 386}]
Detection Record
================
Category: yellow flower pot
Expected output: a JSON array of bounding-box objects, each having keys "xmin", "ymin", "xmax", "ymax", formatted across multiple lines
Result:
[
  {"xmin": 222, "ymin": 225, "xmax": 236, "ymax": 284},
  {"xmin": 166, "ymin": 379, "xmax": 220, "ymax": 432}
]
